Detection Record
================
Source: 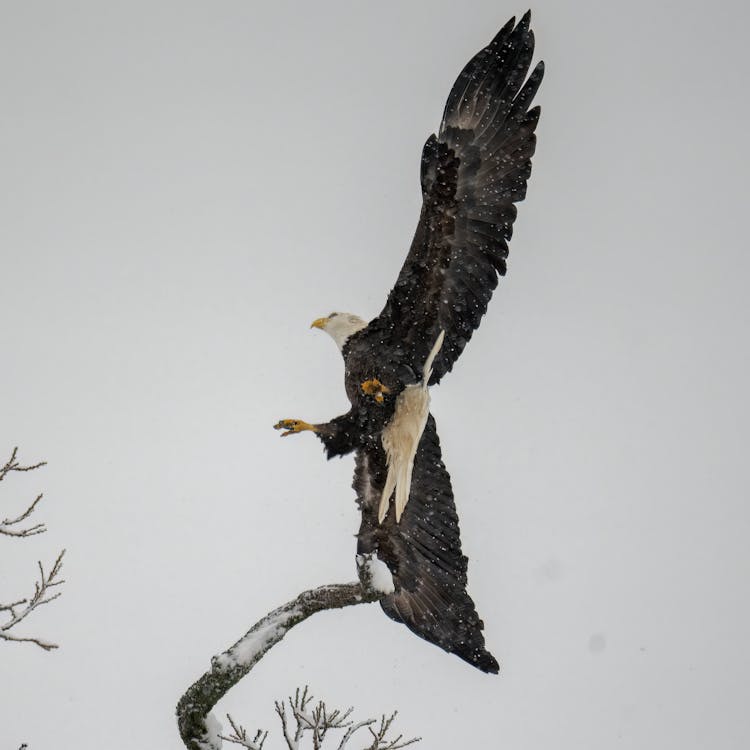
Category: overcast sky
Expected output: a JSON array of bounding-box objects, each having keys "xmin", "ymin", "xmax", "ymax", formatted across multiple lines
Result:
[{"xmin": 1, "ymin": 1, "xmax": 749, "ymax": 748}]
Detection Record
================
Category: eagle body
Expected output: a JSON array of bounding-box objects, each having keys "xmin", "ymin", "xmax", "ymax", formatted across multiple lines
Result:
[
  {"xmin": 312, "ymin": 322, "xmax": 422, "ymax": 458},
  {"xmin": 275, "ymin": 13, "xmax": 543, "ymax": 674}
]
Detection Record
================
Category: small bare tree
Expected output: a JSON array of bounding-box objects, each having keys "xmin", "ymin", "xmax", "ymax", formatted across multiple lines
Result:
[
  {"xmin": 218, "ymin": 686, "xmax": 419, "ymax": 750},
  {"xmin": 1, "ymin": 447, "xmax": 65, "ymax": 650}
]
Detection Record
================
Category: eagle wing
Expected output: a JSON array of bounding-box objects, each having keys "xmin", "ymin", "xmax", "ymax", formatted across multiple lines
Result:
[
  {"xmin": 354, "ymin": 414, "xmax": 498, "ymax": 673},
  {"xmin": 372, "ymin": 12, "xmax": 543, "ymax": 385}
]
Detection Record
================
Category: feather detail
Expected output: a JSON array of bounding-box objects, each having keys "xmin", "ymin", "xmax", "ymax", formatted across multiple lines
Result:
[
  {"xmin": 379, "ymin": 331, "xmax": 445, "ymax": 523},
  {"xmin": 354, "ymin": 413, "xmax": 499, "ymax": 673},
  {"xmin": 369, "ymin": 13, "xmax": 543, "ymax": 387}
]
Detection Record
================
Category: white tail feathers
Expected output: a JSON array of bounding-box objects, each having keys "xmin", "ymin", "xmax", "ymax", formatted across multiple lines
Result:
[{"xmin": 378, "ymin": 330, "xmax": 445, "ymax": 524}]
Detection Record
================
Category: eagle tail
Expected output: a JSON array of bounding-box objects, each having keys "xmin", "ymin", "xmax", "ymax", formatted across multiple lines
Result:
[
  {"xmin": 356, "ymin": 415, "xmax": 498, "ymax": 673},
  {"xmin": 379, "ymin": 578, "xmax": 500, "ymax": 674}
]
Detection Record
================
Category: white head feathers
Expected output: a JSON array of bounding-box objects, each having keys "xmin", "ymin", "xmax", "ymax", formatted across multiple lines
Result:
[{"xmin": 311, "ymin": 312, "xmax": 368, "ymax": 351}]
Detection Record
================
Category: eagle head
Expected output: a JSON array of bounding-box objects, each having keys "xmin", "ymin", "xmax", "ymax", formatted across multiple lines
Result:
[{"xmin": 310, "ymin": 312, "xmax": 367, "ymax": 350}]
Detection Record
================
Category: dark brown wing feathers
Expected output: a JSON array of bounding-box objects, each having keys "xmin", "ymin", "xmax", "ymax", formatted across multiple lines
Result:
[
  {"xmin": 355, "ymin": 415, "xmax": 499, "ymax": 674},
  {"xmin": 374, "ymin": 12, "xmax": 543, "ymax": 384},
  {"xmin": 343, "ymin": 14, "xmax": 543, "ymax": 674}
]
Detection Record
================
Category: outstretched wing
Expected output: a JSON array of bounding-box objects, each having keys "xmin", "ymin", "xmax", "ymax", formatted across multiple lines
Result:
[
  {"xmin": 354, "ymin": 414, "xmax": 498, "ymax": 673},
  {"xmin": 372, "ymin": 12, "xmax": 543, "ymax": 384}
]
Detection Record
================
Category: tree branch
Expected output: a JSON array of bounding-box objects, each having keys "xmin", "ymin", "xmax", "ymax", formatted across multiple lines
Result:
[
  {"xmin": 0, "ymin": 550, "xmax": 66, "ymax": 651},
  {"xmin": 0, "ymin": 447, "xmax": 46, "ymax": 482},
  {"xmin": 1, "ymin": 447, "xmax": 64, "ymax": 651},
  {"xmin": 0, "ymin": 493, "xmax": 47, "ymax": 537},
  {"xmin": 176, "ymin": 580, "xmax": 381, "ymax": 750},
  {"xmin": 219, "ymin": 689, "xmax": 418, "ymax": 750},
  {"xmin": 0, "ymin": 447, "xmax": 48, "ymax": 538},
  {"xmin": 221, "ymin": 714, "xmax": 268, "ymax": 750}
]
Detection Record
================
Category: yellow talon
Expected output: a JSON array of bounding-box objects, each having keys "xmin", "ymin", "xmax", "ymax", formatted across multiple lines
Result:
[
  {"xmin": 273, "ymin": 419, "xmax": 318, "ymax": 437},
  {"xmin": 361, "ymin": 378, "xmax": 391, "ymax": 404}
]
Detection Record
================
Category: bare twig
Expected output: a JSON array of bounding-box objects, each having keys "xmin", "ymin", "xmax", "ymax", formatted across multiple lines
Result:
[
  {"xmin": 1, "ymin": 445, "xmax": 64, "ymax": 650},
  {"xmin": 361, "ymin": 712, "xmax": 421, "ymax": 750},
  {"xmin": 0, "ymin": 447, "xmax": 46, "ymax": 481},
  {"xmin": 274, "ymin": 697, "xmax": 298, "ymax": 750},
  {"xmin": 0, "ymin": 448, "xmax": 48, "ymax": 537},
  {"xmin": 221, "ymin": 689, "xmax": 418, "ymax": 750},
  {"xmin": 275, "ymin": 686, "xmax": 315, "ymax": 750},
  {"xmin": 0, "ymin": 550, "xmax": 65, "ymax": 650},
  {"xmin": 1, "ymin": 492, "xmax": 46, "ymax": 537},
  {"xmin": 272, "ymin": 686, "xmax": 359, "ymax": 750},
  {"xmin": 273, "ymin": 690, "xmax": 418, "ymax": 750},
  {"xmin": 221, "ymin": 714, "xmax": 268, "ymax": 750}
]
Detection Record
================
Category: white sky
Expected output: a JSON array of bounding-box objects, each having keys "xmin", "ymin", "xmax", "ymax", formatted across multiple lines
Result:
[{"xmin": 1, "ymin": 1, "xmax": 749, "ymax": 748}]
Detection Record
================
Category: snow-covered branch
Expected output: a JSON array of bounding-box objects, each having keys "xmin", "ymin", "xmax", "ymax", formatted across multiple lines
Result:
[
  {"xmin": 176, "ymin": 580, "xmax": 383, "ymax": 750},
  {"xmin": 273, "ymin": 685, "xmax": 356, "ymax": 750},
  {"xmin": 1, "ymin": 447, "xmax": 65, "ymax": 651},
  {"xmin": 359, "ymin": 711, "xmax": 421, "ymax": 750},
  {"xmin": 0, "ymin": 447, "xmax": 48, "ymax": 538},
  {"xmin": 221, "ymin": 713, "xmax": 268, "ymax": 749},
  {"xmin": 218, "ymin": 686, "xmax": 419, "ymax": 750},
  {"xmin": 268, "ymin": 687, "xmax": 418, "ymax": 750},
  {"xmin": 0, "ymin": 550, "xmax": 65, "ymax": 650}
]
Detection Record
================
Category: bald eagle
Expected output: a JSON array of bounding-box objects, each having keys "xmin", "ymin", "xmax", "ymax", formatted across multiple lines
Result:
[{"xmin": 274, "ymin": 12, "xmax": 543, "ymax": 674}]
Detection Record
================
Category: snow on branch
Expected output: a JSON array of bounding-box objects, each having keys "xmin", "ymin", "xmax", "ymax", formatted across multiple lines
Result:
[
  {"xmin": 357, "ymin": 711, "xmax": 421, "ymax": 750},
  {"xmin": 0, "ymin": 550, "xmax": 66, "ymax": 650},
  {"xmin": 212, "ymin": 686, "xmax": 420, "ymax": 750},
  {"xmin": 0, "ymin": 447, "xmax": 48, "ymax": 538},
  {"xmin": 221, "ymin": 713, "xmax": 268, "ymax": 749},
  {"xmin": 1, "ymin": 447, "xmax": 65, "ymax": 651},
  {"xmin": 176, "ymin": 578, "xmax": 388, "ymax": 750},
  {"xmin": 268, "ymin": 686, "xmax": 419, "ymax": 750}
]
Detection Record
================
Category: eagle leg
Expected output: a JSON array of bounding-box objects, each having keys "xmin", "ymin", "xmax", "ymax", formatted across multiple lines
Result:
[
  {"xmin": 273, "ymin": 419, "xmax": 320, "ymax": 437},
  {"xmin": 361, "ymin": 378, "xmax": 391, "ymax": 404}
]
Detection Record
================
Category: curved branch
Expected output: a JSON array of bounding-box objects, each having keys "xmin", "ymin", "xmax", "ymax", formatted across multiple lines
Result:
[{"xmin": 176, "ymin": 579, "xmax": 381, "ymax": 750}]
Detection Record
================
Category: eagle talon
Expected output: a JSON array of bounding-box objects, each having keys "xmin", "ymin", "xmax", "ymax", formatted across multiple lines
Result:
[
  {"xmin": 273, "ymin": 419, "xmax": 318, "ymax": 437},
  {"xmin": 361, "ymin": 378, "xmax": 391, "ymax": 404}
]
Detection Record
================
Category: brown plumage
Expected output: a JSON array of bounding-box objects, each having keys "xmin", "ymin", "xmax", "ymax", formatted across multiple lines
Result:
[{"xmin": 276, "ymin": 12, "xmax": 543, "ymax": 673}]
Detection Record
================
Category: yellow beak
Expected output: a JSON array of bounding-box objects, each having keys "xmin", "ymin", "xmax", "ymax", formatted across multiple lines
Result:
[{"xmin": 310, "ymin": 317, "xmax": 328, "ymax": 330}]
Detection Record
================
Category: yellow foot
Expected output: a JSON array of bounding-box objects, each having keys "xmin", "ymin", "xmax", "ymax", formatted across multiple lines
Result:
[
  {"xmin": 273, "ymin": 419, "xmax": 319, "ymax": 437},
  {"xmin": 361, "ymin": 378, "xmax": 391, "ymax": 404}
]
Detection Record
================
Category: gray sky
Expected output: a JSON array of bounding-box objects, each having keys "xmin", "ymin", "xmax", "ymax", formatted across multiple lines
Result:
[{"xmin": 1, "ymin": 1, "xmax": 749, "ymax": 748}]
